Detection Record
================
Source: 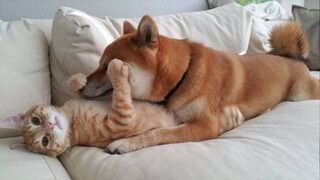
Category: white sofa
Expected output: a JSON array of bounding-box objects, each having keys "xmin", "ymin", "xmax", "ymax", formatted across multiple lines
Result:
[{"xmin": 0, "ymin": 1, "xmax": 319, "ymax": 180}]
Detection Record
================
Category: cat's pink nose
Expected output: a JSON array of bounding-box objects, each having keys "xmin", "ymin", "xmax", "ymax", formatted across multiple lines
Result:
[{"xmin": 47, "ymin": 122, "xmax": 55, "ymax": 131}]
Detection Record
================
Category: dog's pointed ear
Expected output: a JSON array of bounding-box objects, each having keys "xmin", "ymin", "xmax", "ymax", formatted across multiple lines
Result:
[
  {"xmin": 135, "ymin": 15, "xmax": 158, "ymax": 47},
  {"xmin": 0, "ymin": 113, "xmax": 25, "ymax": 130},
  {"xmin": 123, "ymin": 21, "xmax": 136, "ymax": 34}
]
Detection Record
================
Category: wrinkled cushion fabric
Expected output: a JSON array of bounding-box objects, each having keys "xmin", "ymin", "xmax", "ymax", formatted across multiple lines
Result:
[{"xmin": 245, "ymin": 1, "xmax": 290, "ymax": 53}]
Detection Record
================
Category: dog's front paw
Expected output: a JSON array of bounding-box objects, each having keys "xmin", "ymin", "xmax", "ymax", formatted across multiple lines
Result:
[
  {"xmin": 105, "ymin": 138, "xmax": 141, "ymax": 154},
  {"xmin": 106, "ymin": 59, "xmax": 129, "ymax": 83},
  {"xmin": 219, "ymin": 106, "xmax": 244, "ymax": 134},
  {"xmin": 68, "ymin": 73, "xmax": 87, "ymax": 92}
]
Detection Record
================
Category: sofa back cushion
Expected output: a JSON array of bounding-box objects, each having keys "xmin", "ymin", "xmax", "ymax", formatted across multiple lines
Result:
[
  {"xmin": 292, "ymin": 5, "xmax": 320, "ymax": 70},
  {"xmin": 50, "ymin": 7, "xmax": 120, "ymax": 105},
  {"xmin": 109, "ymin": 3, "xmax": 252, "ymax": 53},
  {"xmin": 0, "ymin": 20, "xmax": 51, "ymax": 138},
  {"xmin": 23, "ymin": 19, "xmax": 53, "ymax": 43}
]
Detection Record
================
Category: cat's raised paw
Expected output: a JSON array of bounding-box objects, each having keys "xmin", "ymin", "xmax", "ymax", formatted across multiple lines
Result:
[
  {"xmin": 107, "ymin": 59, "xmax": 129, "ymax": 82},
  {"xmin": 68, "ymin": 73, "xmax": 87, "ymax": 92}
]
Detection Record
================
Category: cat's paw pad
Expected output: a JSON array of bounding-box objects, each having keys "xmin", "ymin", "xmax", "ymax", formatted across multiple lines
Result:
[
  {"xmin": 68, "ymin": 73, "xmax": 87, "ymax": 92},
  {"xmin": 105, "ymin": 139, "xmax": 134, "ymax": 154},
  {"xmin": 107, "ymin": 59, "xmax": 129, "ymax": 81}
]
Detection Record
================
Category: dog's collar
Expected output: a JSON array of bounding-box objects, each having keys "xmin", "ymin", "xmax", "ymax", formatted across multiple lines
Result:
[
  {"xmin": 298, "ymin": 55, "xmax": 309, "ymax": 63},
  {"xmin": 157, "ymin": 68, "xmax": 188, "ymax": 105}
]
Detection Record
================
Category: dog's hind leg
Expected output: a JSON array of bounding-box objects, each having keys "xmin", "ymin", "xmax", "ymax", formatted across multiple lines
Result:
[
  {"xmin": 287, "ymin": 75, "xmax": 320, "ymax": 101},
  {"xmin": 105, "ymin": 114, "xmax": 220, "ymax": 154},
  {"xmin": 309, "ymin": 77, "xmax": 320, "ymax": 99}
]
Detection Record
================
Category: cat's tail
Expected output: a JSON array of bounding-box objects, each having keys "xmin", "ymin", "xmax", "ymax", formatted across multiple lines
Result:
[{"xmin": 268, "ymin": 21, "xmax": 309, "ymax": 59}]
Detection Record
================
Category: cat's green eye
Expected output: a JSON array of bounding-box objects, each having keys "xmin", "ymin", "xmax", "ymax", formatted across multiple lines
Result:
[
  {"xmin": 32, "ymin": 117, "xmax": 40, "ymax": 125},
  {"xmin": 42, "ymin": 136, "xmax": 49, "ymax": 147}
]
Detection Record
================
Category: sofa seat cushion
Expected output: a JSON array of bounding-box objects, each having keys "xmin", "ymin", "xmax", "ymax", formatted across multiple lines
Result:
[
  {"xmin": 60, "ymin": 100, "xmax": 319, "ymax": 180},
  {"xmin": 0, "ymin": 137, "xmax": 70, "ymax": 180}
]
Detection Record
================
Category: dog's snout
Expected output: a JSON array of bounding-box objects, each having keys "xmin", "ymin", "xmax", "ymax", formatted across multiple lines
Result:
[
  {"xmin": 80, "ymin": 78, "xmax": 113, "ymax": 100},
  {"xmin": 80, "ymin": 82, "xmax": 100, "ymax": 97}
]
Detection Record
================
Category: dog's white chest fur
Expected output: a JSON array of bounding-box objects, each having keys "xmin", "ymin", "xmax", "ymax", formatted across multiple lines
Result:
[
  {"xmin": 173, "ymin": 98, "xmax": 205, "ymax": 123},
  {"xmin": 127, "ymin": 64, "xmax": 154, "ymax": 100}
]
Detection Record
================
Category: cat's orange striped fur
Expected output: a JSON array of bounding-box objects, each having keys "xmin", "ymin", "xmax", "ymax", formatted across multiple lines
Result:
[{"xmin": 20, "ymin": 59, "xmax": 178, "ymax": 157}]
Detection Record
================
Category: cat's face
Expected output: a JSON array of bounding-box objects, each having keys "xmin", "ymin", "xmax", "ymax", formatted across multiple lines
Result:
[{"xmin": 22, "ymin": 105, "xmax": 70, "ymax": 157}]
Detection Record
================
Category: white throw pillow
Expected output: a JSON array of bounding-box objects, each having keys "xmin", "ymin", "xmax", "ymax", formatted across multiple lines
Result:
[
  {"xmin": 245, "ymin": 1, "xmax": 290, "ymax": 53},
  {"xmin": 109, "ymin": 3, "xmax": 252, "ymax": 54},
  {"xmin": 247, "ymin": 18, "xmax": 285, "ymax": 53},
  {"xmin": 50, "ymin": 7, "xmax": 120, "ymax": 105},
  {"xmin": 0, "ymin": 20, "xmax": 50, "ymax": 138}
]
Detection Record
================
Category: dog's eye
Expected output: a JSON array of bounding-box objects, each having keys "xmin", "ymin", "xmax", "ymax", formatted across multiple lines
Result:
[
  {"xmin": 32, "ymin": 117, "xmax": 40, "ymax": 125},
  {"xmin": 103, "ymin": 63, "xmax": 109, "ymax": 70},
  {"xmin": 42, "ymin": 136, "xmax": 49, "ymax": 147}
]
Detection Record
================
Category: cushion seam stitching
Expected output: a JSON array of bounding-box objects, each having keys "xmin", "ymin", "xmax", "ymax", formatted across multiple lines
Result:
[
  {"xmin": 61, "ymin": 152, "xmax": 86, "ymax": 180},
  {"xmin": 42, "ymin": 156, "xmax": 58, "ymax": 180}
]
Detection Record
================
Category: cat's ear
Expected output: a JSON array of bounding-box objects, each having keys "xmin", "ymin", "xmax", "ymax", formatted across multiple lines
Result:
[
  {"xmin": 11, "ymin": 144, "xmax": 28, "ymax": 151},
  {"xmin": 0, "ymin": 113, "xmax": 25, "ymax": 130}
]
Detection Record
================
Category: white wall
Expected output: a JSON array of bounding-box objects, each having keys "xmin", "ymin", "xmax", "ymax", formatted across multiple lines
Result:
[{"xmin": 0, "ymin": 0, "xmax": 208, "ymax": 21}]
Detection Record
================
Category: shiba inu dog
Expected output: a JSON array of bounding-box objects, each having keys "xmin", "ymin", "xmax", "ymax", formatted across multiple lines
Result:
[{"xmin": 81, "ymin": 15, "xmax": 319, "ymax": 154}]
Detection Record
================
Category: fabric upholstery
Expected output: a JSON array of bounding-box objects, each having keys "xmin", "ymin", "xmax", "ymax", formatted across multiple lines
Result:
[
  {"xmin": 109, "ymin": 3, "xmax": 252, "ymax": 54},
  {"xmin": 0, "ymin": 137, "xmax": 70, "ymax": 180},
  {"xmin": 0, "ymin": 20, "xmax": 51, "ymax": 138},
  {"xmin": 292, "ymin": 5, "xmax": 320, "ymax": 70},
  {"xmin": 59, "ymin": 100, "xmax": 319, "ymax": 180},
  {"xmin": 50, "ymin": 7, "xmax": 119, "ymax": 105}
]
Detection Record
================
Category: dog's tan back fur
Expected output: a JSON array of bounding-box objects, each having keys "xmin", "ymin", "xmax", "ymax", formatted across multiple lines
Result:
[{"xmin": 83, "ymin": 16, "xmax": 319, "ymax": 154}]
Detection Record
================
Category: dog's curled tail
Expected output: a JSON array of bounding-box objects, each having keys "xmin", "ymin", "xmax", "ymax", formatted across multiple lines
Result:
[{"xmin": 269, "ymin": 21, "xmax": 309, "ymax": 59}]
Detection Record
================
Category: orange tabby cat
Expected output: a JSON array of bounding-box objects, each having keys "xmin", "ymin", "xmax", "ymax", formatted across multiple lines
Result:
[
  {"xmin": 1, "ymin": 59, "xmax": 243, "ymax": 156},
  {"xmin": 0, "ymin": 59, "xmax": 178, "ymax": 157}
]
